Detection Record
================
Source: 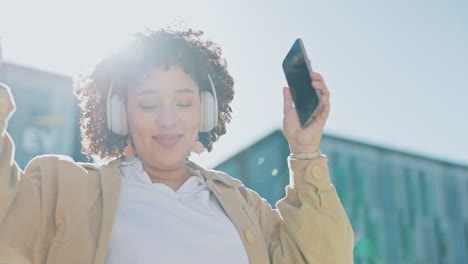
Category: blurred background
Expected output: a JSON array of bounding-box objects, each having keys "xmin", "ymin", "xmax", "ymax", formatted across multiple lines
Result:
[{"xmin": 1, "ymin": 0, "xmax": 467, "ymax": 263}]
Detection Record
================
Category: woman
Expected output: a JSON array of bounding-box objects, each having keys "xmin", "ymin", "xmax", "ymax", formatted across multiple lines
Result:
[{"xmin": 0, "ymin": 28, "xmax": 354, "ymax": 263}]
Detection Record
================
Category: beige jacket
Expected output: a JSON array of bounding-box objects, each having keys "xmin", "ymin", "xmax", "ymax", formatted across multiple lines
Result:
[{"xmin": 0, "ymin": 83, "xmax": 354, "ymax": 263}]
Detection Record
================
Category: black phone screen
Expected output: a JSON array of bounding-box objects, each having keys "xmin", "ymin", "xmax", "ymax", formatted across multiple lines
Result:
[{"xmin": 282, "ymin": 39, "xmax": 319, "ymax": 127}]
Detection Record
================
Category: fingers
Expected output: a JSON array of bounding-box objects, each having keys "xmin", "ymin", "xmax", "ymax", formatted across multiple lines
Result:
[
  {"xmin": 311, "ymin": 72, "xmax": 330, "ymax": 97},
  {"xmin": 321, "ymin": 93, "xmax": 330, "ymax": 119},
  {"xmin": 283, "ymin": 86, "xmax": 293, "ymax": 114},
  {"xmin": 311, "ymin": 72, "xmax": 331, "ymax": 121},
  {"xmin": 311, "ymin": 71, "xmax": 324, "ymax": 81}
]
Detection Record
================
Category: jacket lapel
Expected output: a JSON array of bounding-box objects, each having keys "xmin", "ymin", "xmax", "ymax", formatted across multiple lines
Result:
[
  {"xmin": 186, "ymin": 161, "xmax": 271, "ymax": 263},
  {"xmin": 94, "ymin": 158, "xmax": 123, "ymax": 264}
]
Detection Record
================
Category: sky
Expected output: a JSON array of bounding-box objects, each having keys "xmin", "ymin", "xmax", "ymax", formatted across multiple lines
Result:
[{"xmin": 1, "ymin": 0, "xmax": 467, "ymax": 168}]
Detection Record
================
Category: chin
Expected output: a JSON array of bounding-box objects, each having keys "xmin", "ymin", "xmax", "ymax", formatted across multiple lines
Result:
[{"xmin": 151, "ymin": 155, "xmax": 187, "ymax": 170}]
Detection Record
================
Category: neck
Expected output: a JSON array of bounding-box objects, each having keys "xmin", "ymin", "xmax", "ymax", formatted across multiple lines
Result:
[{"xmin": 141, "ymin": 161, "xmax": 192, "ymax": 192}]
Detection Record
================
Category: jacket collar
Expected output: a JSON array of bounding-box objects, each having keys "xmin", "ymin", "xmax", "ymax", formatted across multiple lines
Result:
[
  {"xmin": 185, "ymin": 160, "xmax": 242, "ymax": 187},
  {"xmin": 103, "ymin": 157, "xmax": 243, "ymax": 187}
]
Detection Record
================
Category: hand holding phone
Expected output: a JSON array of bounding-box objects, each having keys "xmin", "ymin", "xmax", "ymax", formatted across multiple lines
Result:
[{"xmin": 282, "ymin": 38, "xmax": 323, "ymax": 127}]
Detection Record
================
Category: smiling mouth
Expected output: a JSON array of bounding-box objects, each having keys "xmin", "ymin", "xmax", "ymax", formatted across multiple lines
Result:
[{"xmin": 152, "ymin": 135, "xmax": 182, "ymax": 147}]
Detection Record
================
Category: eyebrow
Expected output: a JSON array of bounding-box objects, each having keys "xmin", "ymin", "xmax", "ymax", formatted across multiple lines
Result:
[{"xmin": 137, "ymin": 88, "xmax": 194, "ymax": 96}]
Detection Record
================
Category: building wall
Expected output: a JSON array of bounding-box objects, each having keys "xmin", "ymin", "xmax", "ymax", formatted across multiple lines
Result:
[{"xmin": 0, "ymin": 62, "xmax": 87, "ymax": 169}]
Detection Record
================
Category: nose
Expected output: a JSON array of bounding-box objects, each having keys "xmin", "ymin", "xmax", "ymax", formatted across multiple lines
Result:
[{"xmin": 156, "ymin": 104, "xmax": 178, "ymax": 128}]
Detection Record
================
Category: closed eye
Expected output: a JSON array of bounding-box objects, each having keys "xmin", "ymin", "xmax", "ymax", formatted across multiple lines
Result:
[
  {"xmin": 140, "ymin": 104, "xmax": 191, "ymax": 109},
  {"xmin": 141, "ymin": 106, "xmax": 157, "ymax": 110}
]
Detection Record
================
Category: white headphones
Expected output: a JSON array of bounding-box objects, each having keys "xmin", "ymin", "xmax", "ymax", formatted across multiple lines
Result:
[{"xmin": 106, "ymin": 74, "xmax": 218, "ymax": 136}]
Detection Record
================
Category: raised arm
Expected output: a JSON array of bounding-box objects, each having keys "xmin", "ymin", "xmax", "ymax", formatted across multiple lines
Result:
[
  {"xmin": 0, "ymin": 83, "xmax": 49, "ymax": 263},
  {"xmin": 245, "ymin": 153, "xmax": 354, "ymax": 263},
  {"xmin": 246, "ymin": 71, "xmax": 354, "ymax": 262}
]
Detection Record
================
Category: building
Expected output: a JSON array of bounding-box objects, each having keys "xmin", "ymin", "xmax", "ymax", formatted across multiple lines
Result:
[
  {"xmin": 215, "ymin": 130, "xmax": 468, "ymax": 264},
  {"xmin": 0, "ymin": 62, "xmax": 87, "ymax": 169}
]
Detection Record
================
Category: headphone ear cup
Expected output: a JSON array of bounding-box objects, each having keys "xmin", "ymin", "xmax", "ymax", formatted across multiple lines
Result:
[
  {"xmin": 109, "ymin": 95, "xmax": 129, "ymax": 135},
  {"xmin": 116, "ymin": 96, "xmax": 129, "ymax": 135},
  {"xmin": 199, "ymin": 90, "xmax": 218, "ymax": 132},
  {"xmin": 198, "ymin": 74, "xmax": 218, "ymax": 133},
  {"xmin": 199, "ymin": 91, "xmax": 208, "ymax": 132},
  {"xmin": 212, "ymin": 90, "xmax": 218, "ymax": 129},
  {"xmin": 205, "ymin": 91, "xmax": 214, "ymax": 131},
  {"xmin": 107, "ymin": 81, "xmax": 129, "ymax": 136}
]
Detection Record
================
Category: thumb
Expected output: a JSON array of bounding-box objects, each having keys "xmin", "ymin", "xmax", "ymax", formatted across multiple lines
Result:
[{"xmin": 283, "ymin": 86, "xmax": 293, "ymax": 114}]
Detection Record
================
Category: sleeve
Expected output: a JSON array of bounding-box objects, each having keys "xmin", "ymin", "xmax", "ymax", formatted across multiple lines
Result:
[
  {"xmin": 245, "ymin": 152, "xmax": 354, "ymax": 264},
  {"xmin": 0, "ymin": 83, "xmax": 50, "ymax": 264}
]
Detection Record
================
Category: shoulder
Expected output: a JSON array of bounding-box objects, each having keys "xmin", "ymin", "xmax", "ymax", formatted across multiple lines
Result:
[
  {"xmin": 205, "ymin": 169, "xmax": 264, "ymax": 203},
  {"xmin": 24, "ymin": 154, "xmax": 103, "ymax": 181},
  {"xmin": 199, "ymin": 167, "xmax": 266, "ymax": 206},
  {"xmin": 24, "ymin": 154, "xmax": 106, "ymax": 205},
  {"xmin": 209, "ymin": 169, "xmax": 244, "ymax": 187},
  {"xmin": 23, "ymin": 155, "xmax": 110, "ymax": 239},
  {"xmin": 26, "ymin": 154, "xmax": 98, "ymax": 170},
  {"xmin": 186, "ymin": 160, "xmax": 243, "ymax": 187}
]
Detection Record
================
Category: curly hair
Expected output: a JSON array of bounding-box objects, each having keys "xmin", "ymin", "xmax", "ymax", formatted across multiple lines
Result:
[{"xmin": 73, "ymin": 27, "xmax": 234, "ymax": 160}]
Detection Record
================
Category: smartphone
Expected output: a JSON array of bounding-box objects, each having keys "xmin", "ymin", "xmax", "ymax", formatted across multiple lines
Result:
[{"xmin": 282, "ymin": 38, "xmax": 322, "ymax": 127}]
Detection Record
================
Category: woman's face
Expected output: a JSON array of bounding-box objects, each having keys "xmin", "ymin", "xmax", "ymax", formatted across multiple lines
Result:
[{"xmin": 126, "ymin": 66, "xmax": 200, "ymax": 170}]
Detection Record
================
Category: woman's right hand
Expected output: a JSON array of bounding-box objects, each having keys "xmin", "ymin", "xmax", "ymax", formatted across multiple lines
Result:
[{"xmin": 0, "ymin": 83, "xmax": 16, "ymax": 122}]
